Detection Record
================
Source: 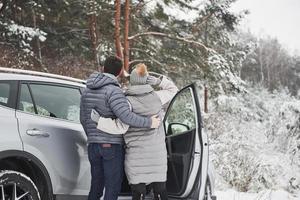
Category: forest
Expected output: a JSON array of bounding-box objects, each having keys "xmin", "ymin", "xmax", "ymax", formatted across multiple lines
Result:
[
  {"xmin": 0, "ymin": 0, "xmax": 299, "ymax": 96},
  {"xmin": 1, "ymin": 1, "xmax": 300, "ymax": 198}
]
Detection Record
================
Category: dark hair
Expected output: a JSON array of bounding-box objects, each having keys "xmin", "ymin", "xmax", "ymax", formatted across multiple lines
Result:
[{"xmin": 103, "ymin": 56, "xmax": 123, "ymax": 76}]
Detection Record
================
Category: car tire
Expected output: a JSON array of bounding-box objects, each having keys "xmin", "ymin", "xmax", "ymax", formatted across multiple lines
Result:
[{"xmin": 0, "ymin": 170, "xmax": 41, "ymax": 200}]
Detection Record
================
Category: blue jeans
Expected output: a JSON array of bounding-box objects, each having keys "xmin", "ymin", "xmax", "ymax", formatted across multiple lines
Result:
[{"xmin": 88, "ymin": 143, "xmax": 125, "ymax": 200}]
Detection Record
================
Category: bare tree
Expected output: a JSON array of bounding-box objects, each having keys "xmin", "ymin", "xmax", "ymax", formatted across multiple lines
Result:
[
  {"xmin": 114, "ymin": 0, "xmax": 123, "ymax": 58},
  {"xmin": 123, "ymin": 0, "xmax": 130, "ymax": 72},
  {"xmin": 87, "ymin": 0, "xmax": 99, "ymax": 68},
  {"xmin": 31, "ymin": 6, "xmax": 42, "ymax": 65}
]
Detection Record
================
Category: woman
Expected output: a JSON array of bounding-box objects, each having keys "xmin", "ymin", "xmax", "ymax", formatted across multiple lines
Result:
[{"xmin": 92, "ymin": 63, "xmax": 178, "ymax": 200}]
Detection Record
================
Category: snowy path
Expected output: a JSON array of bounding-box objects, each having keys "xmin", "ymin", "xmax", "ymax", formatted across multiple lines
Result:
[{"xmin": 216, "ymin": 189, "xmax": 300, "ymax": 200}]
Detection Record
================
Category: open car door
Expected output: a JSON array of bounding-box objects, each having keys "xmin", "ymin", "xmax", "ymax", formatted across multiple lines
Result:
[{"xmin": 164, "ymin": 82, "xmax": 209, "ymax": 200}]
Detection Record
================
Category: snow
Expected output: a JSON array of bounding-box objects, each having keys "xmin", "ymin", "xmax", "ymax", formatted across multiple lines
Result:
[
  {"xmin": 3, "ymin": 22, "xmax": 47, "ymax": 42},
  {"xmin": 207, "ymin": 52, "xmax": 246, "ymax": 93},
  {"xmin": 202, "ymin": 86, "xmax": 300, "ymax": 199},
  {"xmin": 67, "ymin": 105, "xmax": 80, "ymax": 122},
  {"xmin": 0, "ymin": 170, "xmax": 41, "ymax": 199},
  {"xmin": 160, "ymin": 1, "xmax": 203, "ymax": 22},
  {"xmin": 216, "ymin": 189, "xmax": 300, "ymax": 200},
  {"xmin": 0, "ymin": 20, "xmax": 47, "ymax": 54},
  {"xmin": 143, "ymin": 0, "xmax": 204, "ymax": 22},
  {"xmin": 0, "ymin": 97, "xmax": 8, "ymax": 104}
]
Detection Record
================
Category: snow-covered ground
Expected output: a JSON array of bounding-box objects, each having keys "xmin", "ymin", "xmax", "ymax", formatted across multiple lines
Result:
[
  {"xmin": 202, "ymin": 86, "xmax": 300, "ymax": 199},
  {"xmin": 216, "ymin": 189, "xmax": 300, "ymax": 200}
]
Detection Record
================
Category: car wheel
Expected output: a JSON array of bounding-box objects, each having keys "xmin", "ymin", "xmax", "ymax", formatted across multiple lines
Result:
[{"xmin": 0, "ymin": 170, "xmax": 41, "ymax": 200}]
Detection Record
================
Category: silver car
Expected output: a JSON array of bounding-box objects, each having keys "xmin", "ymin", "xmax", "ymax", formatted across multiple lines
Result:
[{"xmin": 0, "ymin": 67, "xmax": 216, "ymax": 200}]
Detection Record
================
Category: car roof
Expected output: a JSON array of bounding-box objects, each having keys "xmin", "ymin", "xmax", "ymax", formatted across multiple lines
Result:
[{"xmin": 0, "ymin": 73, "xmax": 86, "ymax": 88}]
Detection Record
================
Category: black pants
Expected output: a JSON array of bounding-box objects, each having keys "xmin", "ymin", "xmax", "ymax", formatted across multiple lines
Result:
[{"xmin": 131, "ymin": 182, "xmax": 168, "ymax": 200}]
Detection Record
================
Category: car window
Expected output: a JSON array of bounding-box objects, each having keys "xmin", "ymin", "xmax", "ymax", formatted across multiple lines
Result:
[
  {"xmin": 0, "ymin": 82, "xmax": 10, "ymax": 106},
  {"xmin": 19, "ymin": 84, "xmax": 36, "ymax": 114},
  {"xmin": 29, "ymin": 84, "xmax": 81, "ymax": 123},
  {"xmin": 165, "ymin": 87, "xmax": 196, "ymax": 136}
]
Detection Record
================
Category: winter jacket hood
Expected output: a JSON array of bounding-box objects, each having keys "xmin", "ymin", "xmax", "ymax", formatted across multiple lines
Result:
[
  {"xmin": 86, "ymin": 72, "xmax": 119, "ymax": 90},
  {"xmin": 126, "ymin": 84, "xmax": 154, "ymax": 96}
]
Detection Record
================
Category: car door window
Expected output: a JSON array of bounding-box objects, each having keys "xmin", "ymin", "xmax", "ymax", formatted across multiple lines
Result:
[
  {"xmin": 165, "ymin": 87, "xmax": 196, "ymax": 136},
  {"xmin": 18, "ymin": 83, "xmax": 81, "ymax": 123},
  {"xmin": 28, "ymin": 84, "xmax": 81, "ymax": 123},
  {"xmin": 19, "ymin": 84, "xmax": 36, "ymax": 114},
  {"xmin": 0, "ymin": 82, "xmax": 10, "ymax": 106}
]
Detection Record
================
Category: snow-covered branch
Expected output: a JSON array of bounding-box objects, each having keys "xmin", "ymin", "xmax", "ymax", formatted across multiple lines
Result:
[
  {"xmin": 129, "ymin": 59, "xmax": 147, "ymax": 66},
  {"xmin": 0, "ymin": 20, "xmax": 47, "ymax": 55},
  {"xmin": 128, "ymin": 31, "xmax": 210, "ymax": 51}
]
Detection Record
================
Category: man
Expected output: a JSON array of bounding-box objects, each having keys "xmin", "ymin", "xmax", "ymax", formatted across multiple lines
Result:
[{"xmin": 80, "ymin": 56, "xmax": 160, "ymax": 200}]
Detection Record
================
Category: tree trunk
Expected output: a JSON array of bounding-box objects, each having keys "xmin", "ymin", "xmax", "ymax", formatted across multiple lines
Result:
[
  {"xmin": 259, "ymin": 45, "xmax": 264, "ymax": 84},
  {"xmin": 266, "ymin": 60, "xmax": 271, "ymax": 89},
  {"xmin": 204, "ymin": 85, "xmax": 208, "ymax": 113},
  {"xmin": 114, "ymin": 0, "xmax": 122, "ymax": 58},
  {"xmin": 11, "ymin": 0, "xmax": 16, "ymax": 21},
  {"xmin": 32, "ymin": 8, "xmax": 43, "ymax": 66},
  {"xmin": 88, "ymin": 13, "xmax": 99, "ymax": 68},
  {"xmin": 123, "ymin": 0, "xmax": 130, "ymax": 72}
]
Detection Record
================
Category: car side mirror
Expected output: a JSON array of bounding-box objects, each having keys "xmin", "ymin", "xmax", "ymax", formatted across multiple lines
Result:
[{"xmin": 167, "ymin": 123, "xmax": 190, "ymax": 136}]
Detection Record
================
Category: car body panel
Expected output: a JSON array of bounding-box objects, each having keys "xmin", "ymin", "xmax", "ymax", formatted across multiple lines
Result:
[
  {"xmin": 16, "ymin": 110, "xmax": 91, "ymax": 195},
  {"xmin": 0, "ymin": 79, "xmax": 23, "ymax": 152},
  {"xmin": 193, "ymin": 82, "xmax": 209, "ymax": 200},
  {"xmin": 14, "ymin": 80, "xmax": 90, "ymax": 195},
  {"xmin": 0, "ymin": 106, "xmax": 23, "ymax": 152},
  {"xmin": 0, "ymin": 73, "xmax": 85, "ymax": 88}
]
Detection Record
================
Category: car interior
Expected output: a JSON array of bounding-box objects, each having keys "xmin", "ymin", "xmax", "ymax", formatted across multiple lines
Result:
[{"xmin": 166, "ymin": 127, "xmax": 196, "ymax": 195}]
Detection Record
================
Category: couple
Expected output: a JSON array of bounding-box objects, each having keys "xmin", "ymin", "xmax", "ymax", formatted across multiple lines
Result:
[{"xmin": 80, "ymin": 56, "xmax": 178, "ymax": 200}]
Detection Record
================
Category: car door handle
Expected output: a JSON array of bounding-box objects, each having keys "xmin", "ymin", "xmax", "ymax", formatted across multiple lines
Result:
[{"xmin": 26, "ymin": 129, "xmax": 50, "ymax": 137}]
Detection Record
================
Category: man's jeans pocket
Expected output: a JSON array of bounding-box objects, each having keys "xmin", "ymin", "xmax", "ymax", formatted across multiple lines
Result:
[{"xmin": 101, "ymin": 145, "xmax": 115, "ymax": 160}]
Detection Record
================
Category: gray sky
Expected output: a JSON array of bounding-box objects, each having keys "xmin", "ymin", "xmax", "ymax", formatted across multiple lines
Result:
[{"xmin": 231, "ymin": 0, "xmax": 300, "ymax": 54}]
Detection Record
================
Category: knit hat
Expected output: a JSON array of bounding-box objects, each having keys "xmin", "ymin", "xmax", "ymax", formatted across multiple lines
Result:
[{"xmin": 130, "ymin": 63, "xmax": 149, "ymax": 85}]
